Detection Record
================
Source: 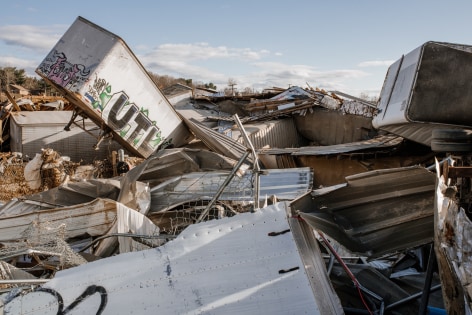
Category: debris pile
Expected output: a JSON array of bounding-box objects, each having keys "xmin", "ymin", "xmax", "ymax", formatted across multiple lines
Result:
[{"xmin": 0, "ymin": 18, "xmax": 468, "ymax": 315}]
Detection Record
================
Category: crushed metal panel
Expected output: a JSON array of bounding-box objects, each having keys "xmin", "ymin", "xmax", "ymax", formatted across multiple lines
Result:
[
  {"xmin": 3, "ymin": 203, "xmax": 333, "ymax": 314},
  {"xmin": 0, "ymin": 178, "xmax": 149, "ymax": 217},
  {"xmin": 0, "ymin": 198, "xmax": 118, "ymax": 242},
  {"xmin": 19, "ymin": 179, "xmax": 122, "ymax": 208},
  {"xmin": 288, "ymin": 209, "xmax": 344, "ymax": 314},
  {"xmin": 291, "ymin": 166, "xmax": 436, "ymax": 258},
  {"xmin": 229, "ymin": 118, "xmax": 308, "ymax": 149},
  {"xmin": 35, "ymin": 16, "xmax": 191, "ymax": 158},
  {"xmin": 292, "ymin": 134, "xmax": 403, "ymax": 155},
  {"xmin": 116, "ymin": 204, "xmax": 160, "ymax": 254},
  {"xmin": 161, "ymin": 83, "xmax": 193, "ymax": 105},
  {"xmin": 328, "ymin": 263, "xmax": 421, "ymax": 313},
  {"xmin": 150, "ymin": 168, "xmax": 313, "ymax": 212},
  {"xmin": 270, "ymin": 86, "xmax": 312, "ymax": 100},
  {"xmin": 294, "ymin": 107, "xmax": 375, "ymax": 145},
  {"xmin": 257, "ymin": 134, "xmax": 403, "ymax": 156},
  {"xmin": 130, "ymin": 148, "xmax": 238, "ymax": 186},
  {"xmin": 181, "ymin": 116, "xmax": 252, "ymax": 163}
]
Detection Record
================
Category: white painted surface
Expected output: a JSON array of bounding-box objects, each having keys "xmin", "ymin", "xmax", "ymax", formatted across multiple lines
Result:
[
  {"xmin": 3, "ymin": 203, "xmax": 320, "ymax": 314},
  {"xmin": 36, "ymin": 17, "xmax": 190, "ymax": 157}
]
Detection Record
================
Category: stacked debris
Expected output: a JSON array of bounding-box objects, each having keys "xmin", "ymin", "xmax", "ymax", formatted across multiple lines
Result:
[{"xmin": 0, "ymin": 18, "xmax": 460, "ymax": 315}]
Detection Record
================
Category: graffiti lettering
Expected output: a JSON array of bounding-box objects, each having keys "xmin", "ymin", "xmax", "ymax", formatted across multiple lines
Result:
[
  {"xmin": 38, "ymin": 51, "xmax": 91, "ymax": 89},
  {"xmin": 101, "ymin": 91, "xmax": 162, "ymax": 152},
  {"xmin": 87, "ymin": 76, "xmax": 110, "ymax": 107},
  {"xmin": 5, "ymin": 285, "xmax": 107, "ymax": 315},
  {"xmin": 38, "ymin": 51, "xmax": 167, "ymax": 155}
]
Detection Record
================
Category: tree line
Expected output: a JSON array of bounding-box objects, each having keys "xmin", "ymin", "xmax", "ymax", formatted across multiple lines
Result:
[
  {"xmin": 1, "ymin": 66, "xmax": 375, "ymax": 100},
  {"xmin": 0, "ymin": 67, "xmax": 45, "ymax": 92},
  {"xmin": 0, "ymin": 66, "xmax": 220, "ymax": 95}
]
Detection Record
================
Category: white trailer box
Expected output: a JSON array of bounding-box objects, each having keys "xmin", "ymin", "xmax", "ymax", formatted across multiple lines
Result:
[
  {"xmin": 36, "ymin": 16, "xmax": 191, "ymax": 158},
  {"xmin": 372, "ymin": 41, "xmax": 472, "ymax": 146},
  {"xmin": 10, "ymin": 111, "xmax": 124, "ymax": 163}
]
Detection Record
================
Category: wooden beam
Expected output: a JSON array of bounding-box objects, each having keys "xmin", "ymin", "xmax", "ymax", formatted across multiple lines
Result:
[
  {"xmin": 5, "ymin": 90, "xmax": 21, "ymax": 112},
  {"xmin": 447, "ymin": 166, "xmax": 472, "ymax": 178}
]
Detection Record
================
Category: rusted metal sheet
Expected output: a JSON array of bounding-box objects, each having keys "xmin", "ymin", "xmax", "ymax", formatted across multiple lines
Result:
[{"xmin": 35, "ymin": 16, "xmax": 191, "ymax": 158}]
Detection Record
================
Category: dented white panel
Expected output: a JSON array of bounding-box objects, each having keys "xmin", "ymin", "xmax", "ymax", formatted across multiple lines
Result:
[{"xmin": 2, "ymin": 203, "xmax": 322, "ymax": 314}]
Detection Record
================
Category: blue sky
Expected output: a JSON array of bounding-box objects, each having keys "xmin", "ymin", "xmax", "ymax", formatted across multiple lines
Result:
[{"xmin": 1, "ymin": 0, "xmax": 472, "ymax": 98}]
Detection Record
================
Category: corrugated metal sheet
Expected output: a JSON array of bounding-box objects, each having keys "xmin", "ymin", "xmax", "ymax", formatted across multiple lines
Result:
[
  {"xmin": 10, "ymin": 111, "xmax": 123, "ymax": 163},
  {"xmin": 0, "ymin": 198, "xmax": 119, "ymax": 242},
  {"xmin": 0, "ymin": 179, "xmax": 117, "ymax": 216},
  {"xmin": 258, "ymin": 134, "xmax": 403, "ymax": 155},
  {"xmin": 231, "ymin": 118, "xmax": 307, "ymax": 149},
  {"xmin": 150, "ymin": 167, "xmax": 313, "ymax": 212},
  {"xmin": 290, "ymin": 166, "xmax": 436, "ymax": 258},
  {"xmin": 294, "ymin": 107, "xmax": 374, "ymax": 145}
]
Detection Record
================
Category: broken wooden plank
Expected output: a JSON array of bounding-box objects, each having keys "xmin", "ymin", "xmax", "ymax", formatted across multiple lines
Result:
[
  {"xmin": 5, "ymin": 91, "xmax": 20, "ymax": 112},
  {"xmin": 446, "ymin": 166, "xmax": 472, "ymax": 178}
]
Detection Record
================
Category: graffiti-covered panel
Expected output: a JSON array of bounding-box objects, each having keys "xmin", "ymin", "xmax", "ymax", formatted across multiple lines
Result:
[{"xmin": 36, "ymin": 16, "xmax": 190, "ymax": 158}]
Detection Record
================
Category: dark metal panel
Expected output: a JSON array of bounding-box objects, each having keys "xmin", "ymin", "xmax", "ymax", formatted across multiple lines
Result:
[
  {"xmin": 408, "ymin": 42, "xmax": 472, "ymax": 126},
  {"xmin": 290, "ymin": 166, "xmax": 436, "ymax": 258}
]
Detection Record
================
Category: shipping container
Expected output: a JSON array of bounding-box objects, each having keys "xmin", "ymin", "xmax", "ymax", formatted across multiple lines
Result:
[
  {"xmin": 372, "ymin": 41, "xmax": 472, "ymax": 147},
  {"xmin": 36, "ymin": 16, "xmax": 191, "ymax": 158}
]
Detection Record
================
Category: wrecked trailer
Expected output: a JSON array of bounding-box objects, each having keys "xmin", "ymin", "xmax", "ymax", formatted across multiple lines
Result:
[
  {"xmin": 0, "ymin": 16, "xmax": 460, "ymax": 315},
  {"xmin": 35, "ymin": 16, "xmax": 192, "ymax": 158},
  {"xmin": 373, "ymin": 41, "xmax": 472, "ymax": 148}
]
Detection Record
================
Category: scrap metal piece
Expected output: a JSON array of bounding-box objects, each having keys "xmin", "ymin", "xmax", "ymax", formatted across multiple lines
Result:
[
  {"xmin": 291, "ymin": 166, "xmax": 436, "ymax": 258},
  {"xmin": 2, "ymin": 203, "xmax": 337, "ymax": 314}
]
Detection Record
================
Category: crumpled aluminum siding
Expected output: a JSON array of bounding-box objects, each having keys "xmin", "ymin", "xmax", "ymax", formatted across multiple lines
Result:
[
  {"xmin": 258, "ymin": 134, "xmax": 402, "ymax": 155},
  {"xmin": 291, "ymin": 165, "xmax": 436, "ymax": 258}
]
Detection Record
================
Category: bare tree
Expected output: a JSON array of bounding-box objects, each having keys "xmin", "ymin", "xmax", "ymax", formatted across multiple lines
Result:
[{"xmin": 225, "ymin": 78, "xmax": 237, "ymax": 96}]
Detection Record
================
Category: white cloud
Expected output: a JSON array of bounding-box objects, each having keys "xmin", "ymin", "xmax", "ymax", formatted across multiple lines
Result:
[
  {"xmin": 0, "ymin": 24, "xmax": 65, "ymax": 52},
  {"xmin": 244, "ymin": 62, "xmax": 370, "ymax": 91},
  {"xmin": 139, "ymin": 42, "xmax": 371, "ymax": 93},
  {"xmin": 142, "ymin": 42, "xmax": 270, "ymax": 63},
  {"xmin": 358, "ymin": 60, "xmax": 395, "ymax": 67},
  {"xmin": 0, "ymin": 55, "xmax": 39, "ymax": 76},
  {"xmin": 0, "ymin": 25, "xmax": 379, "ymax": 95}
]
